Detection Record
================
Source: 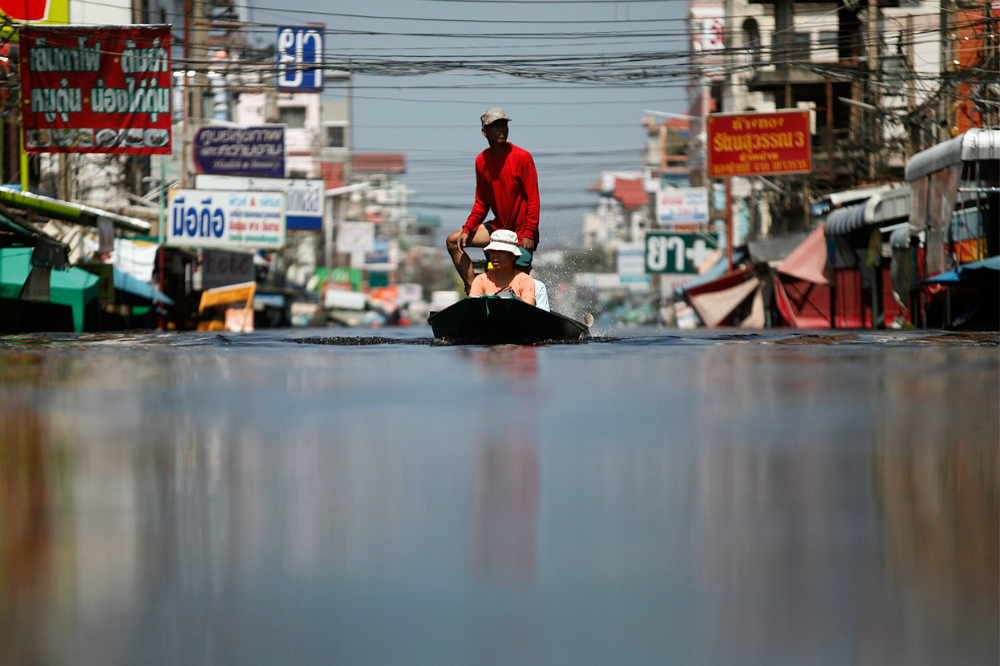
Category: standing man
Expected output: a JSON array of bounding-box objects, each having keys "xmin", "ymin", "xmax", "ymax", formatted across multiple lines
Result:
[{"xmin": 446, "ymin": 108, "xmax": 540, "ymax": 293}]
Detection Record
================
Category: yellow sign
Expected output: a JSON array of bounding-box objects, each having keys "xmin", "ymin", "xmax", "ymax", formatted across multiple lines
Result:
[
  {"xmin": 79, "ymin": 262, "xmax": 114, "ymax": 303},
  {"xmin": 0, "ymin": 0, "xmax": 69, "ymax": 25}
]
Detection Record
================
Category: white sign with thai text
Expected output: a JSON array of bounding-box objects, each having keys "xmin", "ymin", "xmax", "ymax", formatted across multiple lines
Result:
[{"xmin": 167, "ymin": 189, "xmax": 286, "ymax": 249}]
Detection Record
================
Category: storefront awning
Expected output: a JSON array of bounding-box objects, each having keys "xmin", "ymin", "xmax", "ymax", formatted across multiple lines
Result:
[
  {"xmin": 924, "ymin": 256, "xmax": 1000, "ymax": 283},
  {"xmin": 905, "ymin": 128, "xmax": 1000, "ymax": 181},
  {"xmin": 114, "ymin": 268, "xmax": 174, "ymax": 306},
  {"xmin": 0, "ymin": 187, "xmax": 150, "ymax": 234},
  {"xmin": 824, "ymin": 201, "xmax": 867, "ymax": 236}
]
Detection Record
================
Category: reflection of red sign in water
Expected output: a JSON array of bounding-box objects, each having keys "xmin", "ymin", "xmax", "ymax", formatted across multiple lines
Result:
[
  {"xmin": 707, "ymin": 110, "xmax": 811, "ymax": 178},
  {"xmin": 0, "ymin": 0, "xmax": 50, "ymax": 21},
  {"xmin": 20, "ymin": 26, "xmax": 171, "ymax": 155}
]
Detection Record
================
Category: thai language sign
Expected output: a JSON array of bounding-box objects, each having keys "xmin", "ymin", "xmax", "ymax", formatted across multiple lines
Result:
[
  {"xmin": 707, "ymin": 110, "xmax": 811, "ymax": 178},
  {"xmin": 645, "ymin": 231, "xmax": 719, "ymax": 274},
  {"xmin": 20, "ymin": 26, "xmax": 171, "ymax": 154},
  {"xmin": 195, "ymin": 175, "xmax": 323, "ymax": 230},
  {"xmin": 657, "ymin": 187, "xmax": 709, "ymax": 225},
  {"xmin": 193, "ymin": 126, "xmax": 285, "ymax": 178},
  {"xmin": 167, "ymin": 189, "xmax": 286, "ymax": 250},
  {"xmin": 277, "ymin": 26, "xmax": 324, "ymax": 91}
]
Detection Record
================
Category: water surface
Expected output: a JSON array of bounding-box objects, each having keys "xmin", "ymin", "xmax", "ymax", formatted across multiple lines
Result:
[{"xmin": 1, "ymin": 328, "xmax": 997, "ymax": 665}]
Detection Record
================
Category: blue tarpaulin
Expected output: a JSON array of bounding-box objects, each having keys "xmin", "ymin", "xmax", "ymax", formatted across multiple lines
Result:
[
  {"xmin": 924, "ymin": 256, "xmax": 1000, "ymax": 283},
  {"xmin": 114, "ymin": 268, "xmax": 175, "ymax": 305}
]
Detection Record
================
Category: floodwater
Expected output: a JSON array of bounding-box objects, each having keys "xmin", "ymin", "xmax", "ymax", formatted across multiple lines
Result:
[{"xmin": 1, "ymin": 327, "xmax": 997, "ymax": 666}]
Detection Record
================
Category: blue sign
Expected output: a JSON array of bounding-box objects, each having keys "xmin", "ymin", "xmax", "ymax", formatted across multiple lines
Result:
[
  {"xmin": 277, "ymin": 26, "xmax": 324, "ymax": 92},
  {"xmin": 193, "ymin": 126, "xmax": 285, "ymax": 179},
  {"xmin": 195, "ymin": 175, "xmax": 323, "ymax": 231}
]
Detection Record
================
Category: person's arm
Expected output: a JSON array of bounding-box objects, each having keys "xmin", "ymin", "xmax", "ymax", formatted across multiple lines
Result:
[
  {"xmin": 461, "ymin": 157, "xmax": 490, "ymax": 239},
  {"xmin": 517, "ymin": 152, "xmax": 540, "ymax": 249},
  {"xmin": 514, "ymin": 273, "xmax": 535, "ymax": 306},
  {"xmin": 469, "ymin": 273, "xmax": 487, "ymax": 297}
]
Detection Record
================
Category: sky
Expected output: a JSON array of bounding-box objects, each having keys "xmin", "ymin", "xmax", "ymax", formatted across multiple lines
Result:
[{"xmin": 248, "ymin": 0, "xmax": 692, "ymax": 247}]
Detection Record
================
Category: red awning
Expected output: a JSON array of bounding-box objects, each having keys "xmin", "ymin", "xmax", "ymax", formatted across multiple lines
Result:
[
  {"xmin": 776, "ymin": 225, "xmax": 829, "ymax": 285},
  {"xmin": 613, "ymin": 178, "xmax": 650, "ymax": 211}
]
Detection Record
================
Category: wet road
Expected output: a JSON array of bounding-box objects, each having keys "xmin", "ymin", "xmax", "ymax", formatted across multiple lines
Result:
[{"xmin": 1, "ymin": 328, "xmax": 997, "ymax": 665}]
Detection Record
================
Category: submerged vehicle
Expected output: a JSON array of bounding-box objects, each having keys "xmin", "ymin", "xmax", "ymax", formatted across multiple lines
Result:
[{"xmin": 428, "ymin": 296, "xmax": 590, "ymax": 344}]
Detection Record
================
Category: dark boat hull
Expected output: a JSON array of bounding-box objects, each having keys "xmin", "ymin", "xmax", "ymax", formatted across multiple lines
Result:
[{"xmin": 428, "ymin": 297, "xmax": 589, "ymax": 344}]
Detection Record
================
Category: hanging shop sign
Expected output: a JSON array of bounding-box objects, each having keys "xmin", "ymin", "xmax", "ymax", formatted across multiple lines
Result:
[
  {"xmin": 336, "ymin": 221, "xmax": 375, "ymax": 253},
  {"xmin": 195, "ymin": 248, "xmax": 256, "ymax": 290},
  {"xmin": 195, "ymin": 175, "xmax": 323, "ymax": 230},
  {"xmin": 277, "ymin": 26, "xmax": 324, "ymax": 91},
  {"xmin": 707, "ymin": 110, "xmax": 811, "ymax": 178},
  {"xmin": 193, "ymin": 126, "xmax": 285, "ymax": 179},
  {"xmin": 20, "ymin": 25, "xmax": 171, "ymax": 154},
  {"xmin": 167, "ymin": 189, "xmax": 285, "ymax": 250},
  {"xmin": 645, "ymin": 231, "xmax": 719, "ymax": 275},
  {"xmin": 657, "ymin": 187, "xmax": 709, "ymax": 226}
]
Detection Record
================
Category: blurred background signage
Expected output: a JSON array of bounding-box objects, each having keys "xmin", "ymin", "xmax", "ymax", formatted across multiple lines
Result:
[
  {"xmin": 167, "ymin": 189, "xmax": 286, "ymax": 249},
  {"xmin": 20, "ymin": 26, "xmax": 171, "ymax": 154},
  {"xmin": 195, "ymin": 175, "xmax": 323, "ymax": 230},
  {"xmin": 195, "ymin": 249, "xmax": 256, "ymax": 290},
  {"xmin": 707, "ymin": 110, "xmax": 811, "ymax": 178},
  {"xmin": 0, "ymin": 0, "xmax": 67, "ymax": 23},
  {"xmin": 193, "ymin": 126, "xmax": 285, "ymax": 178},
  {"xmin": 656, "ymin": 187, "xmax": 709, "ymax": 226},
  {"xmin": 337, "ymin": 221, "xmax": 375, "ymax": 254},
  {"xmin": 645, "ymin": 232, "xmax": 719, "ymax": 274},
  {"xmin": 277, "ymin": 26, "xmax": 324, "ymax": 91}
]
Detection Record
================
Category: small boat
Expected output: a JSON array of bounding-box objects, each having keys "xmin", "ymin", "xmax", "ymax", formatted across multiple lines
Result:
[{"xmin": 428, "ymin": 296, "xmax": 590, "ymax": 344}]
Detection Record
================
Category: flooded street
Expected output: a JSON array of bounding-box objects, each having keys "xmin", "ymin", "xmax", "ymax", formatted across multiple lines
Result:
[{"xmin": 1, "ymin": 328, "xmax": 997, "ymax": 665}]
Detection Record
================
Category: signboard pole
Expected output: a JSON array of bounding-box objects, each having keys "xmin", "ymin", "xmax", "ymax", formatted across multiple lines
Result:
[
  {"xmin": 19, "ymin": 116, "xmax": 27, "ymax": 193},
  {"xmin": 158, "ymin": 156, "xmax": 166, "ymax": 244},
  {"xmin": 726, "ymin": 177, "xmax": 733, "ymax": 272}
]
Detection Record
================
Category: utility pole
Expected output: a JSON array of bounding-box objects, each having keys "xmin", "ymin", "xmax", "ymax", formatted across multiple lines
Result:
[
  {"xmin": 191, "ymin": 0, "xmax": 206, "ymax": 125},
  {"xmin": 867, "ymin": 0, "xmax": 879, "ymax": 181},
  {"xmin": 939, "ymin": 0, "xmax": 951, "ymax": 142}
]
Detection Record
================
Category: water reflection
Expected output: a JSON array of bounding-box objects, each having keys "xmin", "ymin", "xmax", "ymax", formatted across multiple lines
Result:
[{"xmin": 0, "ymin": 340, "xmax": 996, "ymax": 664}]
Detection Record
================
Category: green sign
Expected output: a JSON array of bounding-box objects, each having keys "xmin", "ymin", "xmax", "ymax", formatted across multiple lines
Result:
[{"xmin": 645, "ymin": 232, "xmax": 719, "ymax": 274}]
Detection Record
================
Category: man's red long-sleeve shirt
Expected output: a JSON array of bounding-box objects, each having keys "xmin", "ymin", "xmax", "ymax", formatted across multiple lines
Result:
[{"xmin": 462, "ymin": 143, "xmax": 540, "ymax": 244}]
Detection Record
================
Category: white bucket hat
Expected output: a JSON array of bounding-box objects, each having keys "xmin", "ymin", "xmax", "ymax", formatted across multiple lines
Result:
[{"xmin": 483, "ymin": 229, "xmax": 521, "ymax": 256}]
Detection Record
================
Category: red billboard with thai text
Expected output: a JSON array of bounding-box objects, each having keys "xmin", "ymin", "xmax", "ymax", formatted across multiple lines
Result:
[
  {"xmin": 20, "ymin": 25, "xmax": 171, "ymax": 155},
  {"xmin": 707, "ymin": 110, "xmax": 811, "ymax": 178}
]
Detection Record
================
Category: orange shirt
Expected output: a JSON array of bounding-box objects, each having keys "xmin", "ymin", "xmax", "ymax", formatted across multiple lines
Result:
[{"xmin": 469, "ymin": 270, "xmax": 536, "ymax": 302}]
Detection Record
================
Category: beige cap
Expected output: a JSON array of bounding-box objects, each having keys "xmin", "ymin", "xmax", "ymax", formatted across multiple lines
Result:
[{"xmin": 480, "ymin": 108, "xmax": 511, "ymax": 127}]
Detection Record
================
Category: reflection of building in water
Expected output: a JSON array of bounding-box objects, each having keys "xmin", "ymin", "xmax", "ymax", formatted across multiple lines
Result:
[
  {"xmin": 869, "ymin": 366, "xmax": 999, "ymax": 662},
  {"xmin": 0, "ymin": 404, "xmax": 53, "ymax": 664},
  {"xmin": 692, "ymin": 349, "xmax": 999, "ymax": 664}
]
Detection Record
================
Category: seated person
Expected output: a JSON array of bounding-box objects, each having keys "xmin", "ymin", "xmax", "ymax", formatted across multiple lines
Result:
[
  {"xmin": 469, "ymin": 230, "xmax": 536, "ymax": 305},
  {"xmin": 515, "ymin": 247, "xmax": 550, "ymax": 312}
]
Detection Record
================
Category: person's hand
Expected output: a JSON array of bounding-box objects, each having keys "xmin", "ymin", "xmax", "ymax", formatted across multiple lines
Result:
[
  {"xmin": 458, "ymin": 232, "xmax": 469, "ymax": 250},
  {"xmin": 520, "ymin": 237, "xmax": 536, "ymax": 251}
]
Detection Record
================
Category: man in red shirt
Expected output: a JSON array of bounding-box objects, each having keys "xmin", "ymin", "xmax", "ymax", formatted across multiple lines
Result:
[{"xmin": 446, "ymin": 108, "xmax": 540, "ymax": 292}]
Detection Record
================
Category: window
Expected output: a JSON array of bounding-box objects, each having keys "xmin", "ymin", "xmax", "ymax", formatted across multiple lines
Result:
[
  {"xmin": 278, "ymin": 106, "xmax": 306, "ymax": 129},
  {"xmin": 881, "ymin": 55, "xmax": 907, "ymax": 96},
  {"xmin": 325, "ymin": 125, "xmax": 345, "ymax": 148},
  {"xmin": 818, "ymin": 31, "xmax": 838, "ymax": 50},
  {"xmin": 742, "ymin": 19, "xmax": 761, "ymax": 65},
  {"xmin": 789, "ymin": 33, "xmax": 811, "ymax": 61}
]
